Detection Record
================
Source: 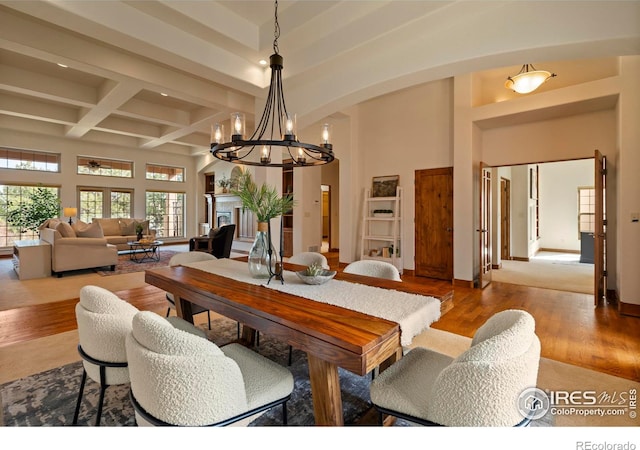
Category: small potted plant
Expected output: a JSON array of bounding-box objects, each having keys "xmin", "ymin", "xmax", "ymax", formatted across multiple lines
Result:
[
  {"xmin": 232, "ymin": 172, "xmax": 295, "ymax": 278},
  {"xmin": 217, "ymin": 176, "xmax": 231, "ymax": 193},
  {"xmin": 135, "ymin": 223, "xmax": 144, "ymax": 241}
]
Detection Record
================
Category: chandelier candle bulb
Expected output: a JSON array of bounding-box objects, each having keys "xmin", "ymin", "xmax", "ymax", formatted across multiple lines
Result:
[
  {"xmin": 211, "ymin": 123, "xmax": 224, "ymax": 145},
  {"xmin": 284, "ymin": 113, "xmax": 296, "ymax": 139},
  {"xmin": 321, "ymin": 123, "xmax": 331, "ymax": 145},
  {"xmin": 231, "ymin": 113, "xmax": 245, "ymax": 139},
  {"xmin": 297, "ymin": 148, "xmax": 306, "ymax": 164},
  {"xmin": 261, "ymin": 146, "xmax": 270, "ymax": 164}
]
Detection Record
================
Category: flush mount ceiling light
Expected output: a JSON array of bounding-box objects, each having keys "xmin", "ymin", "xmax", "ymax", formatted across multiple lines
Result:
[
  {"xmin": 210, "ymin": 0, "xmax": 334, "ymax": 168},
  {"xmin": 505, "ymin": 64, "xmax": 557, "ymax": 94}
]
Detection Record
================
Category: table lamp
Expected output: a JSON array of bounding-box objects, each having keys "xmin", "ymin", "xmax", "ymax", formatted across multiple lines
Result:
[{"xmin": 63, "ymin": 207, "xmax": 77, "ymax": 225}]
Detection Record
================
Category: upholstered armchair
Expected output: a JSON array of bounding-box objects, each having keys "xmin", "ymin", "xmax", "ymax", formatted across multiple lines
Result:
[
  {"xmin": 343, "ymin": 260, "xmax": 401, "ymax": 281},
  {"xmin": 189, "ymin": 224, "xmax": 236, "ymax": 259},
  {"xmin": 125, "ymin": 311, "xmax": 294, "ymax": 426},
  {"xmin": 369, "ymin": 309, "xmax": 541, "ymax": 426}
]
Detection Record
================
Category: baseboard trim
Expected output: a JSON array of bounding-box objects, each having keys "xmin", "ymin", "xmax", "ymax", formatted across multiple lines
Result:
[
  {"xmin": 618, "ymin": 301, "xmax": 640, "ymax": 318},
  {"xmin": 539, "ymin": 248, "xmax": 580, "ymax": 254},
  {"xmin": 453, "ymin": 278, "xmax": 474, "ymax": 288},
  {"xmin": 511, "ymin": 256, "xmax": 530, "ymax": 262}
]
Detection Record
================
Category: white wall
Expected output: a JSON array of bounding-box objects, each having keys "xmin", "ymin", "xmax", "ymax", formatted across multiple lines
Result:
[
  {"xmin": 538, "ymin": 159, "xmax": 594, "ymax": 252},
  {"xmin": 356, "ymin": 79, "xmax": 453, "ymax": 269}
]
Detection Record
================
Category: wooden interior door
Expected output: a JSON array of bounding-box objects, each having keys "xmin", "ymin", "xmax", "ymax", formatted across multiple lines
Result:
[
  {"xmin": 479, "ymin": 164, "xmax": 492, "ymax": 288},
  {"xmin": 415, "ymin": 167, "xmax": 453, "ymax": 280},
  {"xmin": 500, "ymin": 177, "xmax": 511, "ymax": 260},
  {"xmin": 594, "ymin": 150, "xmax": 606, "ymax": 305}
]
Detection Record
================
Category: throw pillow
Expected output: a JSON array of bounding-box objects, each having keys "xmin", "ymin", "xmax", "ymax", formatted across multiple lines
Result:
[
  {"xmin": 208, "ymin": 227, "xmax": 220, "ymax": 238},
  {"xmin": 56, "ymin": 221, "xmax": 76, "ymax": 238},
  {"xmin": 74, "ymin": 221, "xmax": 104, "ymax": 238},
  {"xmin": 119, "ymin": 219, "xmax": 136, "ymax": 235}
]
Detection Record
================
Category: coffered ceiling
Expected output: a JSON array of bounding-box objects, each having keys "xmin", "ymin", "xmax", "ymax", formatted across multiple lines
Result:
[{"xmin": 0, "ymin": 1, "xmax": 638, "ymax": 157}]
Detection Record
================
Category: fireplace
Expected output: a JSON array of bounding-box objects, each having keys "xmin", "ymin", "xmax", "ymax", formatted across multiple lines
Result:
[{"xmin": 217, "ymin": 211, "xmax": 232, "ymax": 227}]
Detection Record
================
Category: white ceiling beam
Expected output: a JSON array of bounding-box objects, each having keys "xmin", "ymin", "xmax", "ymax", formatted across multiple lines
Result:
[
  {"xmin": 0, "ymin": 92, "xmax": 78, "ymax": 125},
  {"xmin": 66, "ymin": 80, "xmax": 142, "ymax": 138}
]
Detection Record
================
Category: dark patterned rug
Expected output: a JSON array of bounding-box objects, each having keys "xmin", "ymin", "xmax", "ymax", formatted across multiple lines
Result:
[
  {"xmin": 95, "ymin": 250, "xmax": 178, "ymax": 276},
  {"xmin": 0, "ymin": 318, "xmax": 377, "ymax": 427},
  {"xmin": 0, "ymin": 317, "xmax": 553, "ymax": 427}
]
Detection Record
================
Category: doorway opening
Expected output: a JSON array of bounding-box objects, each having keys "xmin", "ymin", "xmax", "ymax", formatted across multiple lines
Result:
[{"xmin": 487, "ymin": 158, "xmax": 598, "ymax": 296}]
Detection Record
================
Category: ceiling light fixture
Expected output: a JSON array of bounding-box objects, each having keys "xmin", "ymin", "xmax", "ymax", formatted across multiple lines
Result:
[
  {"xmin": 505, "ymin": 64, "xmax": 556, "ymax": 94},
  {"xmin": 210, "ymin": 0, "xmax": 334, "ymax": 168}
]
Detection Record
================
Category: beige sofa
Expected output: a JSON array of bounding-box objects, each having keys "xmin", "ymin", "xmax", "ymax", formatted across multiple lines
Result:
[
  {"xmin": 92, "ymin": 218, "xmax": 154, "ymax": 251},
  {"xmin": 39, "ymin": 219, "xmax": 118, "ymax": 277}
]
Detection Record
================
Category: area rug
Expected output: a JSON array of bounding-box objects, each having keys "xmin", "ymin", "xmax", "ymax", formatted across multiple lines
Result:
[
  {"xmin": 95, "ymin": 250, "xmax": 178, "ymax": 276},
  {"xmin": 0, "ymin": 318, "xmax": 373, "ymax": 426}
]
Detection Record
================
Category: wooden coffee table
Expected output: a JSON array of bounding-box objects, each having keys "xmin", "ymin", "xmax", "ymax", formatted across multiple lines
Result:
[{"xmin": 127, "ymin": 240, "xmax": 163, "ymax": 263}]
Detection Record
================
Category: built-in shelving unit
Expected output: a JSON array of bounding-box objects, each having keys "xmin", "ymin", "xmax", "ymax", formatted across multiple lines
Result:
[{"xmin": 360, "ymin": 187, "xmax": 403, "ymax": 273}]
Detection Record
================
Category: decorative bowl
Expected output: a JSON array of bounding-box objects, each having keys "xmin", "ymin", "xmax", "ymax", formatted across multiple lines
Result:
[{"xmin": 296, "ymin": 269, "xmax": 337, "ymax": 285}]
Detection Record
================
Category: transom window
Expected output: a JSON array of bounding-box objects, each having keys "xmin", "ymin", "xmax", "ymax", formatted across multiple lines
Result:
[
  {"xmin": 77, "ymin": 157, "xmax": 133, "ymax": 178},
  {"xmin": 146, "ymin": 164, "xmax": 184, "ymax": 182},
  {"xmin": 146, "ymin": 191, "xmax": 185, "ymax": 238},
  {"xmin": 0, "ymin": 148, "xmax": 60, "ymax": 172}
]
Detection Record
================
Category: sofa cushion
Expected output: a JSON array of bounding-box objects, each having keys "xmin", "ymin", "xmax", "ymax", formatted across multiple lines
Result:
[
  {"xmin": 56, "ymin": 221, "xmax": 76, "ymax": 238},
  {"xmin": 74, "ymin": 221, "xmax": 104, "ymax": 238},
  {"xmin": 119, "ymin": 219, "xmax": 136, "ymax": 235},
  {"xmin": 93, "ymin": 218, "xmax": 121, "ymax": 236}
]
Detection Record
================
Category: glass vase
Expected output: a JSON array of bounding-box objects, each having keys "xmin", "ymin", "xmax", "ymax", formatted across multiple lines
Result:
[{"xmin": 248, "ymin": 222, "xmax": 274, "ymax": 279}]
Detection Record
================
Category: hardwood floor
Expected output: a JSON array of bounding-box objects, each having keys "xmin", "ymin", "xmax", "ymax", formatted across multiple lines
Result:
[{"xmin": 1, "ymin": 251, "xmax": 639, "ymax": 383}]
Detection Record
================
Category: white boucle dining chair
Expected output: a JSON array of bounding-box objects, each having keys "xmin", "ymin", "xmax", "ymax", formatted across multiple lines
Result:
[
  {"xmin": 73, "ymin": 285, "xmax": 206, "ymax": 426},
  {"xmin": 165, "ymin": 251, "xmax": 218, "ymax": 329},
  {"xmin": 343, "ymin": 260, "xmax": 401, "ymax": 281},
  {"xmin": 126, "ymin": 311, "xmax": 294, "ymax": 427},
  {"xmin": 288, "ymin": 252, "xmax": 330, "ymax": 269},
  {"xmin": 73, "ymin": 285, "xmax": 139, "ymax": 426},
  {"xmin": 370, "ymin": 309, "xmax": 542, "ymax": 426}
]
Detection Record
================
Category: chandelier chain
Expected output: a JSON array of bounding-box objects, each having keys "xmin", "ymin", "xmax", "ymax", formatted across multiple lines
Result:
[{"xmin": 273, "ymin": 0, "xmax": 280, "ymax": 55}]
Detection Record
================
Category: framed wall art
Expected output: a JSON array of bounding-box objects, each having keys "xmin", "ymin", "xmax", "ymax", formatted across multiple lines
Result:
[{"xmin": 372, "ymin": 175, "xmax": 399, "ymax": 197}]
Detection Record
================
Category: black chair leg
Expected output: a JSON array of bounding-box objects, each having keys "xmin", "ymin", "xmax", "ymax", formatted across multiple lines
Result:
[
  {"xmin": 166, "ymin": 307, "xmax": 171, "ymax": 317},
  {"xmin": 207, "ymin": 311, "xmax": 211, "ymax": 330},
  {"xmin": 72, "ymin": 368, "xmax": 87, "ymax": 425},
  {"xmin": 236, "ymin": 322, "xmax": 240, "ymax": 339},
  {"xmin": 95, "ymin": 365, "xmax": 108, "ymax": 426},
  {"xmin": 288, "ymin": 346, "xmax": 293, "ymax": 366},
  {"xmin": 282, "ymin": 402, "xmax": 288, "ymax": 425}
]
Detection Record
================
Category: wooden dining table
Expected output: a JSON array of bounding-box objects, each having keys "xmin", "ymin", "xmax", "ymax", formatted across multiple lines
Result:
[{"xmin": 144, "ymin": 261, "xmax": 452, "ymax": 426}]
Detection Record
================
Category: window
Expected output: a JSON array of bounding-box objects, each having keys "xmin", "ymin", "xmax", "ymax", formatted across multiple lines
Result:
[
  {"xmin": 77, "ymin": 157, "xmax": 133, "ymax": 178},
  {"xmin": 0, "ymin": 184, "xmax": 60, "ymax": 247},
  {"xmin": 146, "ymin": 191, "xmax": 185, "ymax": 238},
  {"xmin": 578, "ymin": 187, "xmax": 595, "ymax": 236},
  {"xmin": 146, "ymin": 164, "xmax": 184, "ymax": 182},
  {"xmin": 78, "ymin": 187, "xmax": 133, "ymax": 223},
  {"xmin": 0, "ymin": 148, "xmax": 60, "ymax": 172}
]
